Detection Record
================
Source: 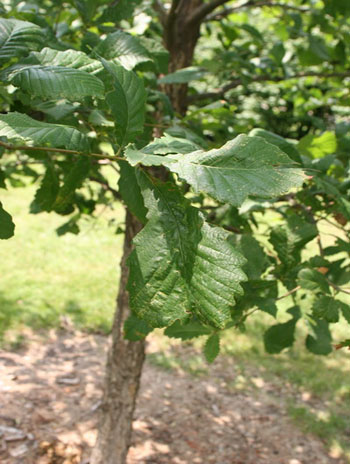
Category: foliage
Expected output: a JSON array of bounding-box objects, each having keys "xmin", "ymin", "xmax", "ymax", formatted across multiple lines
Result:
[{"xmin": 0, "ymin": 0, "xmax": 350, "ymax": 365}]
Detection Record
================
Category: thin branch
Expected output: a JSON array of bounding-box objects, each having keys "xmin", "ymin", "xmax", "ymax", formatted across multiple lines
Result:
[
  {"xmin": 317, "ymin": 235, "xmax": 325, "ymax": 257},
  {"xmin": 188, "ymin": 71, "xmax": 350, "ymax": 102},
  {"xmin": 144, "ymin": 122, "xmax": 170, "ymax": 129},
  {"xmin": 276, "ymin": 285, "xmax": 301, "ymax": 301},
  {"xmin": 326, "ymin": 279, "xmax": 350, "ymax": 296},
  {"xmin": 206, "ymin": 0, "xmax": 309, "ymax": 21},
  {"xmin": 234, "ymin": 285, "xmax": 301, "ymax": 327},
  {"xmin": 186, "ymin": 0, "xmax": 231, "ymax": 26},
  {"xmin": 0, "ymin": 140, "xmax": 123, "ymax": 162},
  {"xmin": 315, "ymin": 214, "xmax": 350, "ymax": 235},
  {"xmin": 90, "ymin": 176, "xmax": 121, "ymax": 200}
]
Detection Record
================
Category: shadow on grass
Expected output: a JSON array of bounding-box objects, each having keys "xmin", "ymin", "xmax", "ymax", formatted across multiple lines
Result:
[{"xmin": 0, "ymin": 294, "xmax": 110, "ymax": 346}]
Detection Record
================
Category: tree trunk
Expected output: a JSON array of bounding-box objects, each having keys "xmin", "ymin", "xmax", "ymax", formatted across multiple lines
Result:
[
  {"xmin": 91, "ymin": 2, "xmax": 204, "ymax": 463},
  {"xmin": 164, "ymin": 0, "xmax": 202, "ymax": 115},
  {"xmin": 90, "ymin": 210, "xmax": 144, "ymax": 464}
]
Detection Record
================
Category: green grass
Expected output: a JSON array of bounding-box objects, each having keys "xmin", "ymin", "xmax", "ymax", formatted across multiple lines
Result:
[{"xmin": 0, "ymin": 182, "xmax": 124, "ymax": 343}]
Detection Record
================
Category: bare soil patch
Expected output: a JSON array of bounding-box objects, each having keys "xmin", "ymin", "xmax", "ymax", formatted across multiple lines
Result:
[{"xmin": 0, "ymin": 331, "xmax": 345, "ymax": 464}]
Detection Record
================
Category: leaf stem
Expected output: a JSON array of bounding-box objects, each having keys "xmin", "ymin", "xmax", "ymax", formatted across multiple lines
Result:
[
  {"xmin": 0, "ymin": 140, "xmax": 123, "ymax": 162},
  {"xmin": 326, "ymin": 279, "xmax": 350, "ymax": 296},
  {"xmin": 276, "ymin": 285, "xmax": 301, "ymax": 300}
]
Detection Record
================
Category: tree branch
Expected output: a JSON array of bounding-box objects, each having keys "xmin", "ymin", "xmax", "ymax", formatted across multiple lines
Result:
[
  {"xmin": 187, "ymin": 71, "xmax": 350, "ymax": 103},
  {"xmin": 90, "ymin": 176, "xmax": 121, "ymax": 200},
  {"xmin": 206, "ymin": 0, "xmax": 309, "ymax": 21},
  {"xmin": 152, "ymin": 0, "xmax": 167, "ymax": 26},
  {"xmin": 0, "ymin": 140, "xmax": 123, "ymax": 162},
  {"xmin": 276, "ymin": 285, "xmax": 301, "ymax": 301},
  {"xmin": 164, "ymin": 0, "xmax": 182, "ymax": 47},
  {"xmin": 186, "ymin": 0, "xmax": 232, "ymax": 26},
  {"xmin": 326, "ymin": 278, "xmax": 350, "ymax": 296}
]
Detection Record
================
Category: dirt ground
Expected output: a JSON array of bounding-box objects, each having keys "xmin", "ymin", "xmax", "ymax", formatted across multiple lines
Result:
[{"xmin": 0, "ymin": 330, "xmax": 346, "ymax": 464}]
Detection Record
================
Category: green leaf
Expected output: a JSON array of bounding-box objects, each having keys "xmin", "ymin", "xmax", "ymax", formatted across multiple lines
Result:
[
  {"xmin": 140, "ymin": 37, "xmax": 169, "ymax": 74},
  {"xmin": 269, "ymin": 214, "xmax": 318, "ymax": 267},
  {"xmin": 0, "ymin": 113, "xmax": 89, "ymax": 152},
  {"xmin": 143, "ymin": 134, "xmax": 202, "ymax": 155},
  {"xmin": 126, "ymin": 135, "xmax": 305, "ymax": 207},
  {"xmin": 204, "ymin": 334, "xmax": 220, "ymax": 363},
  {"xmin": 337, "ymin": 197, "xmax": 350, "ymax": 221},
  {"xmin": 325, "ymin": 0, "xmax": 350, "ymax": 15},
  {"xmin": 0, "ymin": 169, "xmax": 6, "ymax": 189},
  {"xmin": 74, "ymin": 0, "xmax": 98, "ymax": 23},
  {"xmin": 312, "ymin": 295, "xmax": 340, "ymax": 323},
  {"xmin": 238, "ymin": 235, "xmax": 269, "ymax": 280},
  {"xmin": 158, "ymin": 66, "xmax": 207, "ymax": 84},
  {"xmin": 249, "ymin": 129, "xmax": 301, "ymax": 163},
  {"xmin": 104, "ymin": 61, "xmax": 146, "ymax": 147},
  {"xmin": 264, "ymin": 318, "xmax": 297, "ymax": 354},
  {"xmin": 98, "ymin": 0, "xmax": 142, "ymax": 23},
  {"xmin": 256, "ymin": 298, "xmax": 278, "ymax": 318},
  {"xmin": 118, "ymin": 161, "xmax": 147, "ymax": 224},
  {"xmin": 298, "ymin": 269, "xmax": 330, "ymax": 294},
  {"xmin": 309, "ymin": 35, "xmax": 331, "ymax": 61},
  {"xmin": 298, "ymin": 132, "xmax": 337, "ymax": 159},
  {"xmin": 164, "ymin": 320, "xmax": 212, "ymax": 340},
  {"xmin": 56, "ymin": 215, "xmax": 80, "ymax": 236},
  {"xmin": 6, "ymin": 65, "xmax": 104, "ymax": 100},
  {"xmin": 124, "ymin": 145, "xmax": 173, "ymax": 167},
  {"xmin": 127, "ymin": 173, "xmax": 246, "ymax": 329},
  {"xmin": 306, "ymin": 319, "xmax": 332, "ymax": 355},
  {"xmin": 264, "ymin": 307, "xmax": 300, "ymax": 354},
  {"xmin": 53, "ymin": 158, "xmax": 91, "ymax": 214},
  {"xmin": 31, "ymin": 163, "xmax": 59, "ymax": 213},
  {"xmin": 124, "ymin": 313, "xmax": 153, "ymax": 341},
  {"xmin": 169, "ymin": 136, "xmax": 305, "ymax": 206},
  {"xmin": 0, "ymin": 201, "xmax": 15, "ymax": 239},
  {"xmin": 23, "ymin": 47, "xmax": 103, "ymax": 74},
  {"xmin": 0, "ymin": 18, "xmax": 44, "ymax": 62},
  {"xmin": 94, "ymin": 31, "xmax": 151, "ymax": 70},
  {"xmin": 166, "ymin": 126, "xmax": 208, "ymax": 148},
  {"xmin": 340, "ymin": 302, "xmax": 350, "ymax": 323}
]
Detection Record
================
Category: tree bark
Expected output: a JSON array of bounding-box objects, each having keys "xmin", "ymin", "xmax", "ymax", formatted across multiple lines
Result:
[
  {"xmin": 164, "ymin": 0, "xmax": 202, "ymax": 115},
  {"xmin": 90, "ymin": 210, "xmax": 144, "ymax": 464},
  {"xmin": 91, "ymin": 2, "xmax": 206, "ymax": 462}
]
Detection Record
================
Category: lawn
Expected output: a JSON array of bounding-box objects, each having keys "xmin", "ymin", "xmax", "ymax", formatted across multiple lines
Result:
[
  {"xmin": 1, "ymin": 184, "xmax": 350, "ymax": 461},
  {"xmin": 0, "ymin": 181, "xmax": 124, "ymax": 343}
]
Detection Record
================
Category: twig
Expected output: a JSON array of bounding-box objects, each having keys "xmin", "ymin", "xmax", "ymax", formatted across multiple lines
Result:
[
  {"xmin": 234, "ymin": 285, "xmax": 301, "ymax": 328},
  {"xmin": 186, "ymin": 0, "xmax": 232, "ymax": 26},
  {"xmin": 317, "ymin": 235, "xmax": 325, "ymax": 257},
  {"xmin": 326, "ymin": 279, "xmax": 350, "ymax": 296},
  {"xmin": 144, "ymin": 122, "xmax": 170, "ymax": 129},
  {"xmin": 276, "ymin": 285, "xmax": 301, "ymax": 301},
  {"xmin": 187, "ymin": 71, "xmax": 350, "ymax": 102},
  {"xmin": 315, "ymin": 214, "xmax": 350, "ymax": 235},
  {"xmin": 0, "ymin": 140, "xmax": 123, "ymax": 162},
  {"xmin": 234, "ymin": 307, "xmax": 258, "ymax": 327},
  {"xmin": 90, "ymin": 177, "xmax": 121, "ymax": 200},
  {"xmin": 206, "ymin": 0, "xmax": 309, "ymax": 21}
]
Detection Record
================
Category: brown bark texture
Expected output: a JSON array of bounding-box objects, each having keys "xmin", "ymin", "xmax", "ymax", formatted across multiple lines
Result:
[
  {"xmin": 91, "ymin": 2, "xmax": 204, "ymax": 462},
  {"xmin": 164, "ymin": 0, "xmax": 202, "ymax": 115},
  {"xmin": 90, "ymin": 211, "xmax": 144, "ymax": 464}
]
